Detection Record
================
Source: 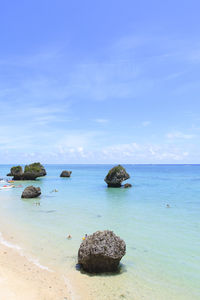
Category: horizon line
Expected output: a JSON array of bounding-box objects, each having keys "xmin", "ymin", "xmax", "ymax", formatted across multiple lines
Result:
[{"xmin": 1, "ymin": 163, "xmax": 200, "ymax": 166}]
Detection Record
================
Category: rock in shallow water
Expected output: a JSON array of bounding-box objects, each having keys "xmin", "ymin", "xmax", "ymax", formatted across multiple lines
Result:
[
  {"xmin": 124, "ymin": 183, "xmax": 132, "ymax": 188},
  {"xmin": 21, "ymin": 186, "xmax": 41, "ymax": 198},
  {"xmin": 23, "ymin": 162, "xmax": 46, "ymax": 180},
  {"xmin": 10, "ymin": 166, "xmax": 23, "ymax": 180},
  {"xmin": 60, "ymin": 170, "xmax": 72, "ymax": 177},
  {"xmin": 9, "ymin": 163, "xmax": 46, "ymax": 180},
  {"xmin": 78, "ymin": 230, "xmax": 126, "ymax": 273},
  {"xmin": 104, "ymin": 165, "xmax": 130, "ymax": 187}
]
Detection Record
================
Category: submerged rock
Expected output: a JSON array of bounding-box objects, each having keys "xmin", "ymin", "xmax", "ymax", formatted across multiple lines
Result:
[
  {"xmin": 21, "ymin": 186, "xmax": 41, "ymax": 198},
  {"xmin": 8, "ymin": 163, "xmax": 46, "ymax": 180},
  {"xmin": 60, "ymin": 170, "xmax": 72, "ymax": 177},
  {"xmin": 124, "ymin": 183, "xmax": 132, "ymax": 188},
  {"xmin": 104, "ymin": 165, "xmax": 130, "ymax": 187},
  {"xmin": 78, "ymin": 230, "xmax": 126, "ymax": 273}
]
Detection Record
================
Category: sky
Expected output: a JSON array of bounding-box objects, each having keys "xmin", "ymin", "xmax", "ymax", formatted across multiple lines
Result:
[{"xmin": 0, "ymin": 0, "xmax": 200, "ymax": 164}]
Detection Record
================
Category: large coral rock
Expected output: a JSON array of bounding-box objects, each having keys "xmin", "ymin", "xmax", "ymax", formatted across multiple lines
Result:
[
  {"xmin": 10, "ymin": 166, "xmax": 23, "ymax": 180},
  {"xmin": 23, "ymin": 163, "xmax": 46, "ymax": 180},
  {"xmin": 8, "ymin": 163, "xmax": 46, "ymax": 180},
  {"xmin": 104, "ymin": 165, "xmax": 130, "ymax": 187},
  {"xmin": 21, "ymin": 186, "xmax": 41, "ymax": 198},
  {"xmin": 78, "ymin": 230, "xmax": 126, "ymax": 273},
  {"xmin": 60, "ymin": 170, "xmax": 72, "ymax": 177}
]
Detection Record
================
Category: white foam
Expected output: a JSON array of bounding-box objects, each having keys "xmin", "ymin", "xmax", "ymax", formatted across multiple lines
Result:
[
  {"xmin": 0, "ymin": 232, "xmax": 22, "ymax": 251},
  {"xmin": 27, "ymin": 256, "xmax": 52, "ymax": 271},
  {"xmin": 0, "ymin": 232, "xmax": 52, "ymax": 272}
]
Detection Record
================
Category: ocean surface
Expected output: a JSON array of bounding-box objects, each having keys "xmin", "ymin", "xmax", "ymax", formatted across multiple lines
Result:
[{"xmin": 0, "ymin": 164, "xmax": 199, "ymax": 300}]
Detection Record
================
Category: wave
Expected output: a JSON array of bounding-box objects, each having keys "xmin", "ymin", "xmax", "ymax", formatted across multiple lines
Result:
[{"xmin": 0, "ymin": 231, "xmax": 52, "ymax": 272}]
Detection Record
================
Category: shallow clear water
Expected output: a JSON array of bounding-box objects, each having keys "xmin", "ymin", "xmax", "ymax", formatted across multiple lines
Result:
[{"xmin": 0, "ymin": 164, "xmax": 200, "ymax": 299}]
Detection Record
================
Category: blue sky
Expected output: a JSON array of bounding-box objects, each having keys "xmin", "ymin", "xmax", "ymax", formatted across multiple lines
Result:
[{"xmin": 0, "ymin": 0, "xmax": 200, "ymax": 164}]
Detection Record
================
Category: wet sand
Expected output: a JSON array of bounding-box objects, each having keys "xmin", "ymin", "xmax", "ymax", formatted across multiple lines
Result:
[{"xmin": 0, "ymin": 241, "xmax": 71, "ymax": 300}]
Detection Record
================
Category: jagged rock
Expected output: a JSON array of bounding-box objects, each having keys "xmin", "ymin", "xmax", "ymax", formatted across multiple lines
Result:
[
  {"xmin": 124, "ymin": 183, "xmax": 132, "ymax": 188},
  {"xmin": 104, "ymin": 165, "xmax": 130, "ymax": 187},
  {"xmin": 8, "ymin": 163, "xmax": 46, "ymax": 180},
  {"xmin": 7, "ymin": 173, "xmax": 12, "ymax": 176},
  {"xmin": 60, "ymin": 170, "xmax": 72, "ymax": 177},
  {"xmin": 21, "ymin": 186, "xmax": 41, "ymax": 198},
  {"xmin": 78, "ymin": 230, "xmax": 126, "ymax": 273}
]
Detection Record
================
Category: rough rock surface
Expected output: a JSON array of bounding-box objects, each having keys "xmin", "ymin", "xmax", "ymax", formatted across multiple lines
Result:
[
  {"xmin": 78, "ymin": 230, "xmax": 126, "ymax": 273},
  {"xmin": 9, "ymin": 163, "xmax": 46, "ymax": 180},
  {"xmin": 10, "ymin": 166, "xmax": 23, "ymax": 180},
  {"xmin": 60, "ymin": 170, "xmax": 72, "ymax": 177},
  {"xmin": 124, "ymin": 183, "xmax": 132, "ymax": 188},
  {"xmin": 21, "ymin": 186, "xmax": 41, "ymax": 198},
  {"xmin": 23, "ymin": 163, "xmax": 47, "ymax": 180},
  {"xmin": 104, "ymin": 165, "xmax": 130, "ymax": 187}
]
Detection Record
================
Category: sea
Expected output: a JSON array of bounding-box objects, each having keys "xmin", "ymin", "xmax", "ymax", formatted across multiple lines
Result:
[{"xmin": 0, "ymin": 164, "xmax": 199, "ymax": 300}]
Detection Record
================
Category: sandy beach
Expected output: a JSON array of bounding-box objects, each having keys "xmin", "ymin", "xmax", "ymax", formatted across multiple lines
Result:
[{"xmin": 0, "ymin": 239, "xmax": 71, "ymax": 300}]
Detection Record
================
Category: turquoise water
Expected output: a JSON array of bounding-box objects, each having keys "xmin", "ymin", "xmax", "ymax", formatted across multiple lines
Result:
[{"xmin": 0, "ymin": 164, "xmax": 200, "ymax": 299}]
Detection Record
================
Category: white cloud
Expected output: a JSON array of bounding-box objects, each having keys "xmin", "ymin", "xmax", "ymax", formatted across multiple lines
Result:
[
  {"xmin": 55, "ymin": 131, "xmax": 102, "ymax": 155},
  {"xmin": 98, "ymin": 142, "xmax": 193, "ymax": 163},
  {"xmin": 0, "ymin": 138, "xmax": 195, "ymax": 164},
  {"xmin": 166, "ymin": 131, "xmax": 195, "ymax": 139}
]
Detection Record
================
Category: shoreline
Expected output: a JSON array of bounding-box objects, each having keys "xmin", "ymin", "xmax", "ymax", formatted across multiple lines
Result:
[
  {"xmin": 0, "ymin": 225, "xmax": 132, "ymax": 300},
  {"xmin": 0, "ymin": 230, "xmax": 72, "ymax": 300}
]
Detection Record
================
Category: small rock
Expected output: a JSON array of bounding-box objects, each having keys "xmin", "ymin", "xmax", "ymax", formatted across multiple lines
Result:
[
  {"xmin": 124, "ymin": 183, "xmax": 132, "ymax": 188},
  {"xmin": 60, "ymin": 171, "xmax": 72, "ymax": 178}
]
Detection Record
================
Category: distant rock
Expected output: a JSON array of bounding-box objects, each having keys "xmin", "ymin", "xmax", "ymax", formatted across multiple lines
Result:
[
  {"xmin": 21, "ymin": 186, "xmax": 41, "ymax": 198},
  {"xmin": 8, "ymin": 163, "xmax": 47, "ymax": 180},
  {"xmin": 104, "ymin": 165, "xmax": 130, "ymax": 187},
  {"xmin": 60, "ymin": 170, "xmax": 72, "ymax": 177},
  {"xmin": 78, "ymin": 230, "xmax": 126, "ymax": 273},
  {"xmin": 124, "ymin": 183, "xmax": 132, "ymax": 188}
]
